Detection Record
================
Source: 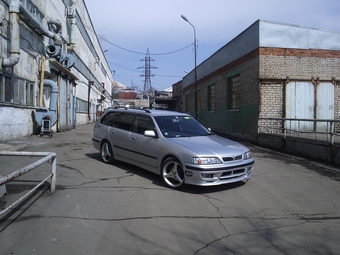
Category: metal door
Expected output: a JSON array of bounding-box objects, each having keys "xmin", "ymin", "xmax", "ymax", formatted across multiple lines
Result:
[
  {"xmin": 285, "ymin": 81, "xmax": 314, "ymax": 132},
  {"xmin": 316, "ymin": 82, "xmax": 334, "ymax": 131}
]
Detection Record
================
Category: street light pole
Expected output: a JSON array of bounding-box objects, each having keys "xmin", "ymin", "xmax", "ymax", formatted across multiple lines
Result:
[{"xmin": 181, "ymin": 14, "xmax": 198, "ymax": 119}]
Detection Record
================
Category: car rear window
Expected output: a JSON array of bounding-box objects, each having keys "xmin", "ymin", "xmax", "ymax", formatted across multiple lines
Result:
[
  {"xmin": 116, "ymin": 113, "xmax": 134, "ymax": 131},
  {"xmin": 100, "ymin": 111, "xmax": 121, "ymax": 126}
]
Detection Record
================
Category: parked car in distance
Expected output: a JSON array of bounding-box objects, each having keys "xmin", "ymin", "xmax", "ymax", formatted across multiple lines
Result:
[{"xmin": 92, "ymin": 108, "xmax": 254, "ymax": 189}]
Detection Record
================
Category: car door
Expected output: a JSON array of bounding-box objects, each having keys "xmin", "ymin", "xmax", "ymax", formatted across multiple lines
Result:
[
  {"xmin": 128, "ymin": 115, "xmax": 160, "ymax": 171},
  {"xmin": 94, "ymin": 111, "xmax": 120, "ymax": 142},
  {"xmin": 109, "ymin": 113, "xmax": 135, "ymax": 161}
]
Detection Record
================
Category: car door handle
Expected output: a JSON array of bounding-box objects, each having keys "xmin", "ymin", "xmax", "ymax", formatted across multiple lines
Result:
[{"xmin": 130, "ymin": 136, "xmax": 136, "ymax": 140}]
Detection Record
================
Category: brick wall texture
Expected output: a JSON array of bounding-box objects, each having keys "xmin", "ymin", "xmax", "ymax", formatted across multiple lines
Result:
[{"xmin": 183, "ymin": 47, "xmax": 340, "ymax": 138}]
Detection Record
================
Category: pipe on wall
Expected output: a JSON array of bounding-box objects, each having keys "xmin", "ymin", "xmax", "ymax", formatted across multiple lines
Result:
[
  {"xmin": 43, "ymin": 79, "xmax": 58, "ymax": 112},
  {"xmin": 18, "ymin": 3, "xmax": 62, "ymax": 45},
  {"xmin": 35, "ymin": 79, "xmax": 59, "ymax": 130},
  {"xmin": 68, "ymin": 0, "xmax": 76, "ymax": 50},
  {"xmin": 1, "ymin": 0, "xmax": 63, "ymax": 68}
]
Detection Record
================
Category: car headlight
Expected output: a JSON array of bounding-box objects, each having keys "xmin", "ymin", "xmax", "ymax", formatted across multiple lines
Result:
[
  {"xmin": 244, "ymin": 151, "xmax": 251, "ymax": 159},
  {"xmin": 193, "ymin": 157, "xmax": 222, "ymax": 165}
]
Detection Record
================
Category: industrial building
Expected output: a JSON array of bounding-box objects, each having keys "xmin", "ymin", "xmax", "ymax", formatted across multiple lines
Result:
[
  {"xmin": 179, "ymin": 20, "xmax": 340, "ymax": 163},
  {"xmin": 0, "ymin": 0, "xmax": 112, "ymax": 141}
]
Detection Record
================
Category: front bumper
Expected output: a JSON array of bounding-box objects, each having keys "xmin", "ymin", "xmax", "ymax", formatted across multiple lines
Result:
[{"xmin": 183, "ymin": 160, "xmax": 254, "ymax": 186}]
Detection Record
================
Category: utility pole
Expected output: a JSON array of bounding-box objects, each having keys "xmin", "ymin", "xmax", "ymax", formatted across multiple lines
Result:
[{"xmin": 138, "ymin": 48, "xmax": 157, "ymax": 97}]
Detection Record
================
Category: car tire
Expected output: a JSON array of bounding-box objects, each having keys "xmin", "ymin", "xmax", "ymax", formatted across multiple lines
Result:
[
  {"xmin": 161, "ymin": 157, "xmax": 185, "ymax": 189},
  {"xmin": 101, "ymin": 140, "xmax": 115, "ymax": 164}
]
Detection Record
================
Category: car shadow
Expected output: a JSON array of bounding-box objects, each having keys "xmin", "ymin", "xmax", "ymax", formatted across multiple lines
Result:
[
  {"xmin": 181, "ymin": 181, "xmax": 246, "ymax": 194},
  {"xmin": 85, "ymin": 152, "xmax": 165, "ymax": 187},
  {"xmin": 85, "ymin": 152, "xmax": 247, "ymax": 193}
]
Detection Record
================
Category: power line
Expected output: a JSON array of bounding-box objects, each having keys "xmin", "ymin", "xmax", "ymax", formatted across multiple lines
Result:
[
  {"xmin": 98, "ymin": 34, "xmax": 193, "ymax": 55},
  {"xmin": 83, "ymin": 20, "xmax": 193, "ymax": 55},
  {"xmin": 108, "ymin": 61, "xmax": 182, "ymax": 78}
]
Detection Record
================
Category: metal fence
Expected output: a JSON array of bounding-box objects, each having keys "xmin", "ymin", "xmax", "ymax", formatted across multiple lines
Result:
[
  {"xmin": 0, "ymin": 151, "xmax": 57, "ymax": 216},
  {"xmin": 258, "ymin": 118, "xmax": 340, "ymax": 145}
]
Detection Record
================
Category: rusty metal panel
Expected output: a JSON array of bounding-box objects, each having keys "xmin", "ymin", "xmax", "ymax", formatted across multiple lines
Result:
[
  {"xmin": 285, "ymin": 81, "xmax": 314, "ymax": 131},
  {"xmin": 316, "ymin": 82, "xmax": 334, "ymax": 131}
]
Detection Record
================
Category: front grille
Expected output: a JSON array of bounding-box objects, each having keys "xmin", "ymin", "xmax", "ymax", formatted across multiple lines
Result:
[
  {"xmin": 221, "ymin": 168, "xmax": 246, "ymax": 178},
  {"xmin": 222, "ymin": 155, "xmax": 242, "ymax": 162},
  {"xmin": 185, "ymin": 161, "xmax": 254, "ymax": 171}
]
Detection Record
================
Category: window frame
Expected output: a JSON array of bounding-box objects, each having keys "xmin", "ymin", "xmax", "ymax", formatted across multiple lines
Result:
[{"xmin": 0, "ymin": 74, "xmax": 35, "ymax": 105}]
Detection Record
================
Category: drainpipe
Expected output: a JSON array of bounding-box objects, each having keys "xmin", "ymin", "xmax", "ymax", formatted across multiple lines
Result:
[
  {"xmin": 68, "ymin": 0, "xmax": 76, "ymax": 50},
  {"xmin": 1, "ymin": 0, "xmax": 20, "ymax": 68},
  {"xmin": 1, "ymin": 0, "xmax": 62, "ymax": 68}
]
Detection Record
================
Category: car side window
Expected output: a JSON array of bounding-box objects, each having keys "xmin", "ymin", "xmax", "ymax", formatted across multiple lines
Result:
[
  {"xmin": 100, "ymin": 111, "xmax": 121, "ymax": 126},
  {"xmin": 116, "ymin": 113, "xmax": 134, "ymax": 131},
  {"xmin": 132, "ymin": 115, "xmax": 155, "ymax": 135}
]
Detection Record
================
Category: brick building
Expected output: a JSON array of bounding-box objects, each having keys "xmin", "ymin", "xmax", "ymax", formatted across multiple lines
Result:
[
  {"xmin": 181, "ymin": 20, "xmax": 340, "ymax": 142},
  {"xmin": 182, "ymin": 20, "xmax": 340, "ymax": 138}
]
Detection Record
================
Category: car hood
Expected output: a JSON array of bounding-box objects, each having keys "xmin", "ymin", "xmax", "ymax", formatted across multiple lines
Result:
[{"xmin": 169, "ymin": 135, "xmax": 248, "ymax": 156}]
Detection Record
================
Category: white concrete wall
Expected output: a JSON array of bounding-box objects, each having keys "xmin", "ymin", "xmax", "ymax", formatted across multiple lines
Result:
[
  {"xmin": 0, "ymin": 0, "xmax": 113, "ymax": 141},
  {"xmin": 0, "ymin": 107, "xmax": 34, "ymax": 141}
]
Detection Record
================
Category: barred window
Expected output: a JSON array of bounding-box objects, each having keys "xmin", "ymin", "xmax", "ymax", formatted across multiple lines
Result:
[
  {"xmin": 228, "ymin": 75, "xmax": 240, "ymax": 110},
  {"xmin": 208, "ymin": 84, "xmax": 215, "ymax": 111}
]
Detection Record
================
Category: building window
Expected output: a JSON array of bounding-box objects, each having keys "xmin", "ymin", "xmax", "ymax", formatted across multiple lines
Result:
[
  {"xmin": 76, "ymin": 97, "xmax": 88, "ymax": 113},
  {"xmin": 0, "ymin": 75, "xmax": 34, "ymax": 105},
  {"xmin": 0, "ymin": 75, "xmax": 11, "ymax": 102},
  {"xmin": 13, "ymin": 79, "xmax": 23, "ymax": 104},
  {"xmin": 228, "ymin": 75, "xmax": 240, "ymax": 110},
  {"xmin": 26, "ymin": 82, "xmax": 34, "ymax": 106},
  {"xmin": 207, "ymin": 84, "xmax": 215, "ymax": 111}
]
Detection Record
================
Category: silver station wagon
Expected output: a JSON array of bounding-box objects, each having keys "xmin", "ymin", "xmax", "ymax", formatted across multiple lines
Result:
[{"xmin": 92, "ymin": 108, "xmax": 254, "ymax": 189}]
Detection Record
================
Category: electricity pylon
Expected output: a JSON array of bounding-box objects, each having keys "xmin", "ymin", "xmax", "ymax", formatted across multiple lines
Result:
[{"xmin": 138, "ymin": 48, "xmax": 157, "ymax": 96}]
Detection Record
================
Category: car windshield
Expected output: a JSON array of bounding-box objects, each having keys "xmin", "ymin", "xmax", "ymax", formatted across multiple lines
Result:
[{"xmin": 154, "ymin": 115, "xmax": 212, "ymax": 138}]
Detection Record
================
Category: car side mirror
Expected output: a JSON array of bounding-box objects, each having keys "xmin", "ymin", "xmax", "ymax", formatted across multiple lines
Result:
[{"xmin": 144, "ymin": 130, "xmax": 157, "ymax": 137}]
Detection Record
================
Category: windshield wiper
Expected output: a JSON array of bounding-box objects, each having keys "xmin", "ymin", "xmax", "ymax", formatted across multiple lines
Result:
[{"xmin": 199, "ymin": 133, "xmax": 213, "ymax": 136}]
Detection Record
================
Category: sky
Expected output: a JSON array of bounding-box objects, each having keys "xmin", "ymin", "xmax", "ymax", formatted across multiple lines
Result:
[{"xmin": 84, "ymin": 0, "xmax": 340, "ymax": 91}]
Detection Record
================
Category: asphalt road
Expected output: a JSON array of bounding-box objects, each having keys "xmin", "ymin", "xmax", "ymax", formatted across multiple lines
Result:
[{"xmin": 0, "ymin": 123, "xmax": 339, "ymax": 255}]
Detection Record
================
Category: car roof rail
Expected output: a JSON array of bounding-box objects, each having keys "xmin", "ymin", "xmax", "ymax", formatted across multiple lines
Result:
[{"xmin": 154, "ymin": 107, "xmax": 183, "ymax": 113}]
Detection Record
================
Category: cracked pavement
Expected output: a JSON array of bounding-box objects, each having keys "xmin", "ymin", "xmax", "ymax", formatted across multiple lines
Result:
[{"xmin": 0, "ymin": 123, "xmax": 340, "ymax": 255}]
